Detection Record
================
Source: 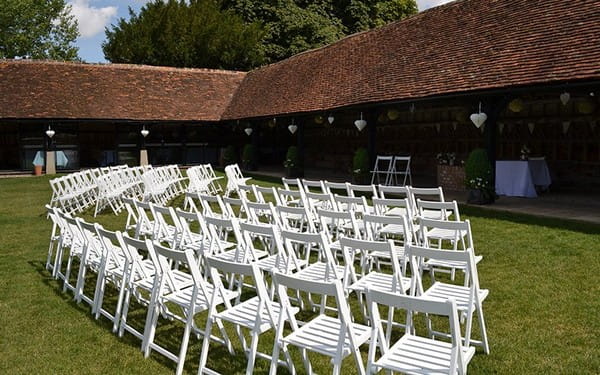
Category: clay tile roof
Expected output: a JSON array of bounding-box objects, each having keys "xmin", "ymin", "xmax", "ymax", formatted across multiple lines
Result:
[
  {"xmin": 0, "ymin": 59, "xmax": 246, "ymax": 121},
  {"xmin": 223, "ymin": 0, "xmax": 600, "ymax": 119}
]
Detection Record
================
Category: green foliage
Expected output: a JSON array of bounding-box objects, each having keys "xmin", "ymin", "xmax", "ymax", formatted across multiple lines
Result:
[
  {"xmin": 223, "ymin": 145, "xmax": 237, "ymax": 165},
  {"xmin": 242, "ymin": 144, "xmax": 257, "ymax": 164},
  {"xmin": 220, "ymin": 0, "xmax": 418, "ymax": 64},
  {"xmin": 352, "ymin": 147, "xmax": 370, "ymax": 178},
  {"xmin": 283, "ymin": 145, "xmax": 299, "ymax": 168},
  {"xmin": 465, "ymin": 148, "xmax": 494, "ymax": 196},
  {"xmin": 0, "ymin": 0, "xmax": 79, "ymax": 60},
  {"xmin": 103, "ymin": 0, "xmax": 265, "ymax": 70}
]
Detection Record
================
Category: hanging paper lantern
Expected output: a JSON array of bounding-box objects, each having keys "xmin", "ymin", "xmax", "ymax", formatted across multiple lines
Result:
[
  {"xmin": 244, "ymin": 127, "xmax": 253, "ymax": 136},
  {"xmin": 560, "ymin": 92, "xmax": 570, "ymax": 106},
  {"xmin": 387, "ymin": 109, "xmax": 400, "ymax": 120},
  {"xmin": 327, "ymin": 115, "xmax": 335, "ymax": 124},
  {"xmin": 455, "ymin": 109, "xmax": 468, "ymax": 123},
  {"xmin": 314, "ymin": 115, "xmax": 324, "ymax": 124},
  {"xmin": 576, "ymin": 100, "xmax": 596, "ymax": 114},
  {"xmin": 354, "ymin": 112, "xmax": 367, "ymax": 131},
  {"xmin": 508, "ymin": 98, "xmax": 524, "ymax": 113}
]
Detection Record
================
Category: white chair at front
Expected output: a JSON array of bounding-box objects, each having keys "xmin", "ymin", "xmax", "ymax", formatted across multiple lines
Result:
[
  {"xmin": 270, "ymin": 272, "xmax": 370, "ymax": 375},
  {"xmin": 407, "ymin": 244, "xmax": 490, "ymax": 354},
  {"xmin": 366, "ymin": 291, "xmax": 475, "ymax": 374}
]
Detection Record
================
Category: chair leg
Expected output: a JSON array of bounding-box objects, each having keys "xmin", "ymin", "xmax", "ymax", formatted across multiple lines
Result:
[
  {"xmin": 245, "ymin": 329, "xmax": 260, "ymax": 375},
  {"xmin": 174, "ymin": 313, "xmax": 195, "ymax": 375},
  {"xmin": 478, "ymin": 304, "xmax": 490, "ymax": 354},
  {"xmin": 198, "ymin": 317, "xmax": 214, "ymax": 374}
]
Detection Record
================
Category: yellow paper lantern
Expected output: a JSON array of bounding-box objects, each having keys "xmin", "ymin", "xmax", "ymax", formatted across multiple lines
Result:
[
  {"xmin": 577, "ymin": 100, "xmax": 596, "ymax": 114},
  {"xmin": 387, "ymin": 109, "xmax": 400, "ymax": 120},
  {"xmin": 314, "ymin": 115, "xmax": 324, "ymax": 124},
  {"xmin": 508, "ymin": 98, "xmax": 524, "ymax": 113}
]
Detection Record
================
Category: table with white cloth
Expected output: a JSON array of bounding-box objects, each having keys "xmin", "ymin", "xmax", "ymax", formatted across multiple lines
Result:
[{"xmin": 495, "ymin": 160, "xmax": 551, "ymax": 198}]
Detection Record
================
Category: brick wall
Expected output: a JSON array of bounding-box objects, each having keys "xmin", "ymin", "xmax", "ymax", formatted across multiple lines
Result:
[{"xmin": 437, "ymin": 165, "xmax": 466, "ymax": 191}]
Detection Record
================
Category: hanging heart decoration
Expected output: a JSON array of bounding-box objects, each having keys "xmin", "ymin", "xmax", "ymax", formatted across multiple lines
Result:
[
  {"xmin": 327, "ymin": 115, "xmax": 335, "ymax": 124},
  {"xmin": 528, "ymin": 123, "xmax": 535, "ymax": 134},
  {"xmin": 469, "ymin": 113, "xmax": 487, "ymax": 128},
  {"xmin": 288, "ymin": 124, "xmax": 297, "ymax": 134},
  {"xmin": 354, "ymin": 112, "xmax": 367, "ymax": 131},
  {"xmin": 244, "ymin": 127, "xmax": 253, "ymax": 136},
  {"xmin": 46, "ymin": 129, "xmax": 56, "ymax": 138},
  {"xmin": 560, "ymin": 92, "xmax": 570, "ymax": 106},
  {"xmin": 562, "ymin": 121, "xmax": 570, "ymax": 135},
  {"xmin": 140, "ymin": 129, "xmax": 149, "ymax": 138}
]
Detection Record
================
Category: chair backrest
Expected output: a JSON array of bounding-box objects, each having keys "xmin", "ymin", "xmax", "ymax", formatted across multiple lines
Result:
[
  {"xmin": 301, "ymin": 179, "xmax": 326, "ymax": 194},
  {"xmin": 274, "ymin": 205, "xmax": 315, "ymax": 233},
  {"xmin": 372, "ymin": 197, "xmax": 412, "ymax": 218},
  {"xmin": 333, "ymin": 194, "xmax": 369, "ymax": 214},
  {"xmin": 197, "ymin": 193, "xmax": 228, "ymax": 218},
  {"xmin": 323, "ymin": 181, "xmax": 348, "ymax": 195},
  {"xmin": 150, "ymin": 203, "xmax": 180, "ymax": 244},
  {"xmin": 347, "ymin": 183, "xmax": 378, "ymax": 199},
  {"xmin": 121, "ymin": 234, "xmax": 155, "ymax": 281},
  {"xmin": 280, "ymin": 230, "xmax": 338, "ymax": 280},
  {"xmin": 277, "ymin": 187, "xmax": 306, "ymax": 207},
  {"xmin": 419, "ymin": 217, "xmax": 473, "ymax": 250},
  {"xmin": 281, "ymin": 178, "xmax": 303, "ymax": 191},
  {"xmin": 340, "ymin": 238, "xmax": 404, "ymax": 291},
  {"xmin": 366, "ymin": 290, "xmax": 465, "ymax": 374},
  {"xmin": 95, "ymin": 224, "xmax": 128, "ymax": 271},
  {"xmin": 203, "ymin": 215, "xmax": 245, "ymax": 260},
  {"xmin": 363, "ymin": 213, "xmax": 413, "ymax": 247},
  {"xmin": 174, "ymin": 207, "xmax": 210, "ymax": 253},
  {"xmin": 151, "ymin": 242, "xmax": 206, "ymax": 302},
  {"xmin": 253, "ymin": 185, "xmax": 281, "ymax": 205},
  {"xmin": 377, "ymin": 185, "xmax": 409, "ymax": 199},
  {"xmin": 317, "ymin": 208, "xmax": 361, "ymax": 242},
  {"xmin": 304, "ymin": 191, "xmax": 336, "ymax": 218},
  {"xmin": 244, "ymin": 201, "xmax": 277, "ymax": 224},
  {"xmin": 408, "ymin": 186, "xmax": 445, "ymax": 210},
  {"xmin": 222, "ymin": 196, "xmax": 247, "ymax": 219},
  {"xmin": 416, "ymin": 199, "xmax": 460, "ymax": 221},
  {"xmin": 405, "ymin": 244, "xmax": 481, "ymax": 296}
]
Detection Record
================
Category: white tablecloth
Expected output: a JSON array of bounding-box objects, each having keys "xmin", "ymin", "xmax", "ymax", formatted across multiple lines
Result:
[{"xmin": 495, "ymin": 160, "xmax": 551, "ymax": 198}]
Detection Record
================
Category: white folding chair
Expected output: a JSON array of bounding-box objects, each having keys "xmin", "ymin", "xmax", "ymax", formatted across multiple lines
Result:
[
  {"xmin": 370, "ymin": 156, "xmax": 394, "ymax": 185},
  {"xmin": 144, "ymin": 243, "xmax": 237, "ymax": 375},
  {"xmin": 407, "ymin": 186, "xmax": 445, "ymax": 219},
  {"xmin": 416, "ymin": 198, "xmax": 458, "ymax": 221},
  {"xmin": 270, "ymin": 272, "xmax": 370, "ymax": 375},
  {"xmin": 199, "ymin": 257, "xmax": 297, "ymax": 375},
  {"xmin": 389, "ymin": 156, "xmax": 412, "ymax": 186},
  {"xmin": 407, "ymin": 244, "xmax": 490, "ymax": 354},
  {"xmin": 302, "ymin": 179, "xmax": 327, "ymax": 194},
  {"xmin": 366, "ymin": 291, "xmax": 475, "ymax": 374}
]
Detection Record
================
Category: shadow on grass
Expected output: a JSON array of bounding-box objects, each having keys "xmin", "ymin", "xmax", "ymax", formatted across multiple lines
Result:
[
  {"xmin": 460, "ymin": 204, "xmax": 600, "ymax": 235},
  {"xmin": 27, "ymin": 259, "xmax": 259, "ymax": 374}
]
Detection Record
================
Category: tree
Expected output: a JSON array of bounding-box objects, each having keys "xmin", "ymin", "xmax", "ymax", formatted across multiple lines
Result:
[
  {"xmin": 222, "ymin": 0, "xmax": 418, "ymax": 63},
  {"xmin": 103, "ymin": 0, "xmax": 266, "ymax": 70},
  {"xmin": 0, "ymin": 0, "xmax": 79, "ymax": 60}
]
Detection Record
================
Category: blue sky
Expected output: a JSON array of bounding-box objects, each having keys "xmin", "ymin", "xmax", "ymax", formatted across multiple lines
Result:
[{"xmin": 71, "ymin": 0, "xmax": 455, "ymax": 63}]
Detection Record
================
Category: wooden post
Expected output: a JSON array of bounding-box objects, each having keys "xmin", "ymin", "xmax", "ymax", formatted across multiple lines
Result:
[
  {"xmin": 483, "ymin": 97, "xmax": 508, "ymax": 187},
  {"xmin": 297, "ymin": 117, "xmax": 305, "ymax": 176},
  {"xmin": 366, "ymin": 109, "xmax": 378, "ymax": 170}
]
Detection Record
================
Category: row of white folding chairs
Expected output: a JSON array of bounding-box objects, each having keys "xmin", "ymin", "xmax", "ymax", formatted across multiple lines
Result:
[
  {"xmin": 49, "ymin": 165, "xmax": 148, "ymax": 215},
  {"xmin": 93, "ymin": 166, "xmax": 148, "ymax": 216},
  {"xmin": 371, "ymin": 155, "xmax": 413, "ymax": 186},
  {"xmin": 141, "ymin": 165, "xmax": 187, "ymax": 205},
  {"xmin": 185, "ymin": 164, "xmax": 223, "ymax": 195},
  {"xmin": 49, "ymin": 169, "xmax": 98, "ymax": 214},
  {"xmin": 47, "ymin": 203, "xmax": 488, "ymax": 373}
]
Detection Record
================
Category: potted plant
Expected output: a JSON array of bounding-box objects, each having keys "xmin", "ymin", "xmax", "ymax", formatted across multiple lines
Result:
[
  {"xmin": 242, "ymin": 144, "xmax": 257, "ymax": 171},
  {"xmin": 222, "ymin": 145, "xmax": 237, "ymax": 166},
  {"xmin": 284, "ymin": 146, "xmax": 302, "ymax": 178},
  {"xmin": 352, "ymin": 147, "xmax": 370, "ymax": 184},
  {"xmin": 465, "ymin": 148, "xmax": 495, "ymax": 204}
]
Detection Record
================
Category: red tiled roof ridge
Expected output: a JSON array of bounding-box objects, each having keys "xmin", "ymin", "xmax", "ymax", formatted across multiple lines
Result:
[{"xmin": 0, "ymin": 58, "xmax": 247, "ymax": 76}]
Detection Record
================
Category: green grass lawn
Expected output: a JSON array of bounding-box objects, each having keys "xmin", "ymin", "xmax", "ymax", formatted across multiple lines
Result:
[{"xmin": 1, "ymin": 174, "xmax": 599, "ymax": 374}]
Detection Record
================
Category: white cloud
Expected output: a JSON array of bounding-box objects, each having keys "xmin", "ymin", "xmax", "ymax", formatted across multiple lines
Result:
[
  {"xmin": 417, "ymin": 0, "xmax": 456, "ymax": 11},
  {"xmin": 69, "ymin": 0, "xmax": 118, "ymax": 38}
]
